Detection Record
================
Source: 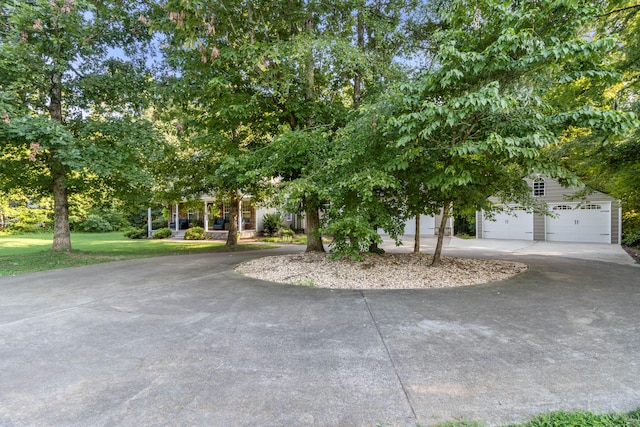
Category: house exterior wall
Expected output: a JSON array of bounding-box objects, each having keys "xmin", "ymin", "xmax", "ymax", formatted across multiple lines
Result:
[
  {"xmin": 476, "ymin": 211, "xmax": 483, "ymax": 237},
  {"xmin": 533, "ymin": 214, "xmax": 545, "ymax": 241}
]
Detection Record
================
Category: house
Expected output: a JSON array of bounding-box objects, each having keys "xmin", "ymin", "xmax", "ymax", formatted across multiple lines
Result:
[
  {"xmin": 167, "ymin": 195, "xmax": 276, "ymax": 238},
  {"xmin": 476, "ymin": 177, "xmax": 621, "ymax": 244}
]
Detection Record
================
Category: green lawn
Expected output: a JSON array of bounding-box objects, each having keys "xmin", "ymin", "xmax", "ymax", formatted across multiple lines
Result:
[
  {"xmin": 0, "ymin": 232, "xmax": 276, "ymax": 276},
  {"xmin": 435, "ymin": 408, "xmax": 640, "ymax": 426}
]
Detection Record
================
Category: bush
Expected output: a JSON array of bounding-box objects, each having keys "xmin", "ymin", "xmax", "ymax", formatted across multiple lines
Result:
[
  {"xmin": 263, "ymin": 213, "xmax": 283, "ymax": 235},
  {"xmin": 124, "ymin": 227, "xmax": 147, "ymax": 239},
  {"xmin": 280, "ymin": 229, "xmax": 295, "ymax": 241},
  {"xmin": 152, "ymin": 218, "xmax": 168, "ymax": 230},
  {"xmin": 184, "ymin": 226, "xmax": 208, "ymax": 240},
  {"xmin": 75, "ymin": 214, "xmax": 114, "ymax": 233},
  {"xmin": 101, "ymin": 212, "xmax": 130, "ymax": 231},
  {"xmin": 622, "ymin": 210, "xmax": 640, "ymax": 247},
  {"xmin": 152, "ymin": 227, "xmax": 173, "ymax": 239}
]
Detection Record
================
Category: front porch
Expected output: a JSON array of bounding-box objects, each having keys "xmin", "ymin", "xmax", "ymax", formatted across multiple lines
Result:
[{"xmin": 168, "ymin": 196, "xmax": 259, "ymax": 234}]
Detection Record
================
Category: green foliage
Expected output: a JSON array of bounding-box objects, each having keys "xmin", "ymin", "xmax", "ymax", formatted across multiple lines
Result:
[
  {"xmin": 325, "ymin": 214, "xmax": 384, "ymax": 259},
  {"xmin": 184, "ymin": 226, "xmax": 208, "ymax": 240},
  {"xmin": 74, "ymin": 214, "xmax": 114, "ymax": 233},
  {"xmin": 152, "ymin": 218, "xmax": 168, "ymax": 230},
  {"xmin": 622, "ymin": 210, "xmax": 640, "ymax": 247},
  {"xmin": 152, "ymin": 227, "xmax": 172, "ymax": 239},
  {"xmin": 124, "ymin": 228, "xmax": 147, "ymax": 240},
  {"xmin": 262, "ymin": 213, "xmax": 283, "ymax": 235},
  {"xmin": 515, "ymin": 409, "xmax": 640, "ymax": 427},
  {"xmin": 259, "ymin": 237, "xmax": 280, "ymax": 243},
  {"xmin": 296, "ymin": 278, "xmax": 316, "ymax": 287},
  {"xmin": 280, "ymin": 229, "xmax": 295, "ymax": 241},
  {"xmin": 0, "ymin": 193, "xmax": 51, "ymax": 234},
  {"xmin": 0, "ymin": 0, "xmax": 166, "ymax": 251},
  {"xmin": 101, "ymin": 212, "xmax": 130, "ymax": 231}
]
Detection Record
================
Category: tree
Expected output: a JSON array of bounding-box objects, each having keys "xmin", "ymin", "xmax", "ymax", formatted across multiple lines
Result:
[
  {"xmin": 155, "ymin": 0, "xmax": 417, "ymax": 251},
  {"xmin": 0, "ymin": 0, "xmax": 165, "ymax": 251},
  {"xmin": 550, "ymin": 0, "xmax": 640, "ymax": 244},
  {"xmin": 386, "ymin": 0, "xmax": 637, "ymax": 265}
]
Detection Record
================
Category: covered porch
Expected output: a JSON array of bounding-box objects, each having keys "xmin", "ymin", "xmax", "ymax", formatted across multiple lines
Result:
[{"xmin": 168, "ymin": 196, "xmax": 259, "ymax": 238}]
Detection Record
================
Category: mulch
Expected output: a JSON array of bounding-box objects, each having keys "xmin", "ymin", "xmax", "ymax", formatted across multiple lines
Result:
[{"xmin": 623, "ymin": 246, "xmax": 640, "ymax": 264}]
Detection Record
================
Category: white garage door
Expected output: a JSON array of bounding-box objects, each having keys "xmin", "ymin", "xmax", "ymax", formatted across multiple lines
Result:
[
  {"xmin": 482, "ymin": 206, "xmax": 533, "ymax": 240},
  {"xmin": 403, "ymin": 215, "xmax": 436, "ymax": 235},
  {"xmin": 546, "ymin": 202, "xmax": 611, "ymax": 243}
]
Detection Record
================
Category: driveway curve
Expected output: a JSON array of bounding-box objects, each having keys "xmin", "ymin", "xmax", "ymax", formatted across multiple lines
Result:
[{"xmin": 0, "ymin": 244, "xmax": 638, "ymax": 426}]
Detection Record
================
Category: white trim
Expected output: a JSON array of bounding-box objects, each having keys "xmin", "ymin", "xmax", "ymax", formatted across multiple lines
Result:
[
  {"xmin": 619, "ymin": 205, "xmax": 622, "ymax": 244},
  {"xmin": 175, "ymin": 203, "xmax": 179, "ymax": 232},
  {"xmin": 203, "ymin": 201, "xmax": 209, "ymax": 231}
]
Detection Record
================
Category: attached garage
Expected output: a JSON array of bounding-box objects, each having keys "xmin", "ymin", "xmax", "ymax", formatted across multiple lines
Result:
[
  {"xmin": 481, "ymin": 206, "xmax": 534, "ymax": 240},
  {"xmin": 546, "ymin": 202, "xmax": 612, "ymax": 243},
  {"xmin": 476, "ymin": 177, "xmax": 621, "ymax": 244},
  {"xmin": 403, "ymin": 215, "xmax": 436, "ymax": 235}
]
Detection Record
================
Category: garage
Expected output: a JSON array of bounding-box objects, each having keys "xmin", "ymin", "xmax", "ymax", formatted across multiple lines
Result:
[
  {"xmin": 546, "ymin": 202, "xmax": 611, "ymax": 243},
  {"xmin": 482, "ymin": 206, "xmax": 534, "ymax": 240},
  {"xmin": 403, "ymin": 215, "xmax": 436, "ymax": 235}
]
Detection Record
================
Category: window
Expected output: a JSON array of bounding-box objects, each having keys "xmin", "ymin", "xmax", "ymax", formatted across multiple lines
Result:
[
  {"xmin": 553, "ymin": 205, "xmax": 572, "ymax": 210},
  {"xmin": 533, "ymin": 178, "xmax": 545, "ymax": 197},
  {"xmin": 580, "ymin": 204, "xmax": 602, "ymax": 210},
  {"xmin": 285, "ymin": 213, "xmax": 293, "ymax": 222}
]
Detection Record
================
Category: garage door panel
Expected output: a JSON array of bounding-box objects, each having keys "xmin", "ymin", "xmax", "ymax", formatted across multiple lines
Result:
[
  {"xmin": 482, "ymin": 207, "xmax": 533, "ymax": 240},
  {"xmin": 402, "ymin": 215, "xmax": 436, "ymax": 235},
  {"xmin": 546, "ymin": 202, "xmax": 610, "ymax": 243}
]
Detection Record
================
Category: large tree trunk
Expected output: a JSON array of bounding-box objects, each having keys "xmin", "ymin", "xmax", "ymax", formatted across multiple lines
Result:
[
  {"xmin": 51, "ymin": 165, "xmax": 71, "ymax": 252},
  {"xmin": 225, "ymin": 191, "xmax": 239, "ymax": 247},
  {"xmin": 49, "ymin": 71, "xmax": 72, "ymax": 252},
  {"xmin": 305, "ymin": 205, "xmax": 324, "ymax": 253},
  {"xmin": 432, "ymin": 200, "xmax": 451, "ymax": 266},
  {"xmin": 414, "ymin": 214, "xmax": 421, "ymax": 253}
]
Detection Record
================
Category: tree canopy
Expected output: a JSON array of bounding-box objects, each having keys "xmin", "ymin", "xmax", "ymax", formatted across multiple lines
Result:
[
  {"xmin": 2, "ymin": 0, "xmax": 638, "ymax": 255},
  {"xmin": 0, "ymin": 0, "xmax": 166, "ymax": 251}
]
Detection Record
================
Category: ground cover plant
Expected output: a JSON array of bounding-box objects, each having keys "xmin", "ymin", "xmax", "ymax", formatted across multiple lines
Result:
[
  {"xmin": 0, "ymin": 232, "xmax": 275, "ymax": 276},
  {"xmin": 433, "ymin": 408, "xmax": 640, "ymax": 426}
]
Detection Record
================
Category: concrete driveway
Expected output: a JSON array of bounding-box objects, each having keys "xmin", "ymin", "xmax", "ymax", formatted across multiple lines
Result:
[{"xmin": 0, "ymin": 242, "xmax": 638, "ymax": 426}]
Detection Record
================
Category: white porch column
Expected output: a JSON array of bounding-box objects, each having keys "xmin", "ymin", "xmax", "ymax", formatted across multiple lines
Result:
[
  {"xmin": 147, "ymin": 207, "xmax": 152, "ymax": 239},
  {"xmin": 238, "ymin": 199, "xmax": 243, "ymax": 232},
  {"xmin": 204, "ymin": 201, "xmax": 209, "ymax": 232},
  {"xmin": 175, "ymin": 203, "xmax": 179, "ymax": 231}
]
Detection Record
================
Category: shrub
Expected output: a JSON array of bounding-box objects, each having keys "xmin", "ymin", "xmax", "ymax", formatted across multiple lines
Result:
[
  {"xmin": 152, "ymin": 218, "xmax": 168, "ymax": 230},
  {"xmin": 102, "ymin": 212, "xmax": 130, "ymax": 231},
  {"xmin": 263, "ymin": 213, "xmax": 283, "ymax": 235},
  {"xmin": 622, "ymin": 210, "xmax": 640, "ymax": 247},
  {"xmin": 124, "ymin": 227, "xmax": 147, "ymax": 239},
  {"xmin": 184, "ymin": 226, "xmax": 208, "ymax": 240},
  {"xmin": 75, "ymin": 214, "xmax": 114, "ymax": 233},
  {"xmin": 280, "ymin": 229, "xmax": 295, "ymax": 241},
  {"xmin": 152, "ymin": 227, "xmax": 173, "ymax": 239}
]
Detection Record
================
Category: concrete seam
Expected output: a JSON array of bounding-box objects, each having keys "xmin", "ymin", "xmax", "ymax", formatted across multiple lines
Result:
[{"xmin": 361, "ymin": 290, "xmax": 417, "ymax": 421}]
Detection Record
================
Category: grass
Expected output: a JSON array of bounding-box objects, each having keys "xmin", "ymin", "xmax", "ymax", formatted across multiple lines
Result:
[
  {"xmin": 432, "ymin": 408, "xmax": 640, "ymax": 427},
  {"xmin": 259, "ymin": 234, "xmax": 308, "ymax": 244},
  {"xmin": 0, "ymin": 232, "xmax": 276, "ymax": 276}
]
